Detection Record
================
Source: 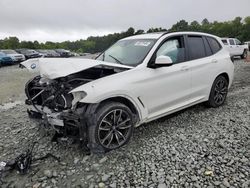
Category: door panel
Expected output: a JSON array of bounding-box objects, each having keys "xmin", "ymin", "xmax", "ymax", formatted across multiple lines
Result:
[
  {"xmin": 188, "ymin": 57, "xmax": 215, "ymax": 100},
  {"xmin": 136, "ymin": 63, "xmax": 191, "ymax": 119}
]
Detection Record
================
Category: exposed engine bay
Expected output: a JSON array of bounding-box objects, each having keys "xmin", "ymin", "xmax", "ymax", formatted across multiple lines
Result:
[{"xmin": 25, "ymin": 66, "xmax": 124, "ymax": 111}]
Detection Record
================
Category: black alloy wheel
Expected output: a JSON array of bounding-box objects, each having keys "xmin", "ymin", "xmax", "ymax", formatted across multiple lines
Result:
[
  {"xmin": 206, "ymin": 75, "xmax": 228, "ymax": 107},
  {"xmin": 98, "ymin": 108, "xmax": 133, "ymax": 149}
]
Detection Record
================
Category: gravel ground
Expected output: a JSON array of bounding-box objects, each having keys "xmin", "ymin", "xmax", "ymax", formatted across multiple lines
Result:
[{"xmin": 0, "ymin": 60, "xmax": 249, "ymax": 188}]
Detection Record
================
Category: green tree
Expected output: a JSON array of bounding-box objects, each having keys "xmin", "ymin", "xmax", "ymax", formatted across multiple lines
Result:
[
  {"xmin": 170, "ymin": 20, "xmax": 189, "ymax": 31},
  {"xmin": 190, "ymin": 21, "xmax": 200, "ymax": 31},
  {"xmin": 1, "ymin": 17, "xmax": 250, "ymax": 52}
]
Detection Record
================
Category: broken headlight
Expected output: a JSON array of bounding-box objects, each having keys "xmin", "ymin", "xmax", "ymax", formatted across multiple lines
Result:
[{"xmin": 71, "ymin": 91, "xmax": 87, "ymax": 109}]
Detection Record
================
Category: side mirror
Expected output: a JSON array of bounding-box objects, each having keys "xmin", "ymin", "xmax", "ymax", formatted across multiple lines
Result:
[{"xmin": 155, "ymin": 55, "xmax": 173, "ymax": 66}]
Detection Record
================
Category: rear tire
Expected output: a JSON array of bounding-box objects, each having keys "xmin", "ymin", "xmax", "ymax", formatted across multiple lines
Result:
[
  {"xmin": 241, "ymin": 50, "xmax": 247, "ymax": 59},
  {"xmin": 206, "ymin": 75, "xmax": 228, "ymax": 108},
  {"xmin": 87, "ymin": 102, "xmax": 134, "ymax": 153}
]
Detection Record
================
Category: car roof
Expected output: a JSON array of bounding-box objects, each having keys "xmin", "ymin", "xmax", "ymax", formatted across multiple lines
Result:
[
  {"xmin": 122, "ymin": 31, "xmax": 220, "ymax": 40},
  {"xmin": 121, "ymin": 32, "xmax": 166, "ymax": 40}
]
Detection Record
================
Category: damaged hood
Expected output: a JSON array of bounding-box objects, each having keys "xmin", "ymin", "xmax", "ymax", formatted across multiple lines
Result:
[{"xmin": 21, "ymin": 58, "xmax": 133, "ymax": 79}]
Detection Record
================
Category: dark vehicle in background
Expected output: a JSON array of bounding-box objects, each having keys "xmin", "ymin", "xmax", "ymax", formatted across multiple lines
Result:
[
  {"xmin": 55, "ymin": 49, "xmax": 73, "ymax": 58},
  {"xmin": 0, "ymin": 49, "xmax": 25, "ymax": 62},
  {"xmin": 0, "ymin": 52, "xmax": 14, "ymax": 67},
  {"xmin": 37, "ymin": 49, "xmax": 60, "ymax": 57},
  {"xmin": 15, "ymin": 49, "xmax": 42, "ymax": 59}
]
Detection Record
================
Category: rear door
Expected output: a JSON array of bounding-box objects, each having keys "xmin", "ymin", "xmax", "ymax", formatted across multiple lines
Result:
[{"xmin": 185, "ymin": 35, "xmax": 220, "ymax": 101}]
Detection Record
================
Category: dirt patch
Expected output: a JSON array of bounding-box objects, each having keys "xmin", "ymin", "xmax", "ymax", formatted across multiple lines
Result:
[{"xmin": 0, "ymin": 65, "xmax": 37, "ymax": 104}]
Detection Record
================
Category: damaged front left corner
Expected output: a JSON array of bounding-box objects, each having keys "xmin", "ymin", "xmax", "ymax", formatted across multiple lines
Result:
[{"xmin": 22, "ymin": 58, "xmax": 131, "ymax": 149}]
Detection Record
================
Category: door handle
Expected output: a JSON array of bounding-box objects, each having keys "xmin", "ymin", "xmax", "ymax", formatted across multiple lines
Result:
[
  {"xmin": 181, "ymin": 66, "xmax": 189, "ymax": 71},
  {"xmin": 211, "ymin": 59, "xmax": 218, "ymax": 63}
]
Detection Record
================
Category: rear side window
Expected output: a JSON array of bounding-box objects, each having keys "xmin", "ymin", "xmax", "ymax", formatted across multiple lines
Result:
[
  {"xmin": 229, "ymin": 39, "xmax": 235, "ymax": 45},
  {"xmin": 203, "ymin": 37, "xmax": 213, "ymax": 56},
  {"xmin": 187, "ymin": 36, "xmax": 206, "ymax": 60},
  {"xmin": 207, "ymin": 37, "xmax": 222, "ymax": 54},
  {"xmin": 222, "ymin": 39, "xmax": 228, "ymax": 45}
]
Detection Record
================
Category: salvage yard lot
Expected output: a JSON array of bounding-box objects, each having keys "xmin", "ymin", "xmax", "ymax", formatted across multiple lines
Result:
[{"xmin": 0, "ymin": 60, "xmax": 249, "ymax": 187}]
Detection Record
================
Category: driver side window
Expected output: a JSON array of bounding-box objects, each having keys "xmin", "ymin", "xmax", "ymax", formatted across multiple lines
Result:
[{"xmin": 156, "ymin": 36, "xmax": 185, "ymax": 64}]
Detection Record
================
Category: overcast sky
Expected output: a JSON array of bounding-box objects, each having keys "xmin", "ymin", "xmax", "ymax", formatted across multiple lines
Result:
[{"xmin": 0, "ymin": 0, "xmax": 249, "ymax": 42}]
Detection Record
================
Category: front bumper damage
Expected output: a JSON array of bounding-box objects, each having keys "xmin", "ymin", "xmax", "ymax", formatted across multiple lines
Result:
[
  {"xmin": 28, "ymin": 107, "xmax": 85, "ymax": 138},
  {"xmin": 26, "ymin": 103, "xmax": 99, "ymax": 151}
]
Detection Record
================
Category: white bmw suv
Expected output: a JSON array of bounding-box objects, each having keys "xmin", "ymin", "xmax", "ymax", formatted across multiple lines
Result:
[{"xmin": 22, "ymin": 32, "xmax": 234, "ymax": 153}]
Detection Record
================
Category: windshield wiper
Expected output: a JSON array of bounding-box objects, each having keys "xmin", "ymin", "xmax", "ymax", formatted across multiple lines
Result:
[{"xmin": 108, "ymin": 55, "xmax": 124, "ymax": 65}]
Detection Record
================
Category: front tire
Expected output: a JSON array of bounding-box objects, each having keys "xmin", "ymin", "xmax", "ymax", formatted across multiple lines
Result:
[
  {"xmin": 241, "ymin": 50, "xmax": 247, "ymax": 59},
  {"xmin": 206, "ymin": 75, "xmax": 229, "ymax": 108},
  {"xmin": 88, "ymin": 102, "xmax": 134, "ymax": 153}
]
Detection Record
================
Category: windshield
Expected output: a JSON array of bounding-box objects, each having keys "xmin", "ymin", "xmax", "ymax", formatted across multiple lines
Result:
[
  {"xmin": 1, "ymin": 50, "xmax": 17, "ymax": 54},
  {"xmin": 96, "ymin": 39, "xmax": 156, "ymax": 66}
]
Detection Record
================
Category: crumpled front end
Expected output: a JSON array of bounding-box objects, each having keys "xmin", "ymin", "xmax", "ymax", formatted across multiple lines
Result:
[{"xmin": 24, "ymin": 60, "xmax": 131, "ymax": 139}]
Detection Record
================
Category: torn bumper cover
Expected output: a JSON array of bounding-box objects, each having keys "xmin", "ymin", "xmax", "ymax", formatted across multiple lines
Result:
[{"xmin": 28, "ymin": 107, "xmax": 85, "ymax": 138}]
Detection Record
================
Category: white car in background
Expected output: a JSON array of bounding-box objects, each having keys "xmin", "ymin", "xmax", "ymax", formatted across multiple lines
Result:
[
  {"xmin": 0, "ymin": 49, "xmax": 26, "ymax": 62},
  {"xmin": 244, "ymin": 41, "xmax": 250, "ymax": 51},
  {"xmin": 21, "ymin": 32, "xmax": 234, "ymax": 153},
  {"xmin": 221, "ymin": 38, "xmax": 248, "ymax": 59}
]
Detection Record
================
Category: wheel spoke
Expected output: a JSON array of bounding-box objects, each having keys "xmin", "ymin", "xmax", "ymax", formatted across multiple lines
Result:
[
  {"xmin": 102, "ymin": 119, "xmax": 112, "ymax": 127},
  {"xmin": 118, "ymin": 124, "xmax": 132, "ymax": 130},
  {"xmin": 220, "ymin": 87, "xmax": 227, "ymax": 94},
  {"xmin": 99, "ymin": 127, "xmax": 110, "ymax": 131},
  {"xmin": 113, "ymin": 110, "xmax": 116, "ymax": 124},
  {"xmin": 116, "ymin": 118, "xmax": 130, "ymax": 128},
  {"xmin": 214, "ymin": 94, "xmax": 219, "ymax": 102},
  {"xmin": 218, "ymin": 95, "xmax": 222, "ymax": 102},
  {"xmin": 101, "ymin": 130, "xmax": 113, "ymax": 144},
  {"xmin": 215, "ymin": 84, "xmax": 220, "ymax": 92},
  {"xmin": 114, "ymin": 132, "xmax": 120, "ymax": 145},
  {"xmin": 106, "ymin": 133, "xmax": 114, "ymax": 147},
  {"xmin": 117, "ymin": 130, "xmax": 126, "ymax": 140},
  {"xmin": 116, "ymin": 109, "xmax": 122, "ymax": 124}
]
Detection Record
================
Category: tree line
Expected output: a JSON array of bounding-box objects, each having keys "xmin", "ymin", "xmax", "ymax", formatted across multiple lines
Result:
[{"xmin": 0, "ymin": 16, "xmax": 249, "ymax": 53}]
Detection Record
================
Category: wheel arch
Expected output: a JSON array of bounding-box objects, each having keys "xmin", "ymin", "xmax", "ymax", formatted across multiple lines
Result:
[
  {"xmin": 98, "ymin": 96, "xmax": 141, "ymax": 123},
  {"xmin": 207, "ymin": 72, "xmax": 230, "ymax": 100},
  {"xmin": 218, "ymin": 72, "xmax": 229, "ymax": 84}
]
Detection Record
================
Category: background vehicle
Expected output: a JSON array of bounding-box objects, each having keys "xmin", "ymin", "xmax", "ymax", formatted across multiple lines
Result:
[
  {"xmin": 15, "ymin": 49, "xmax": 41, "ymax": 59},
  {"xmin": 0, "ymin": 52, "xmax": 14, "ymax": 67},
  {"xmin": 37, "ymin": 49, "xmax": 60, "ymax": 57},
  {"xmin": 22, "ymin": 32, "xmax": 234, "ymax": 153},
  {"xmin": 244, "ymin": 41, "xmax": 250, "ymax": 51},
  {"xmin": 221, "ymin": 38, "xmax": 248, "ymax": 59},
  {"xmin": 0, "ymin": 49, "xmax": 25, "ymax": 62},
  {"xmin": 54, "ymin": 49, "xmax": 72, "ymax": 57}
]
